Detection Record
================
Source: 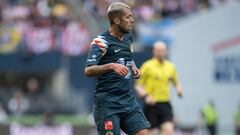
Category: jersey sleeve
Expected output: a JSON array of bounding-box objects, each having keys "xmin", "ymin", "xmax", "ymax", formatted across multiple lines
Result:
[
  {"xmin": 171, "ymin": 65, "xmax": 179, "ymax": 86},
  {"xmin": 137, "ymin": 63, "xmax": 149, "ymax": 86},
  {"xmin": 85, "ymin": 36, "xmax": 108, "ymax": 66}
]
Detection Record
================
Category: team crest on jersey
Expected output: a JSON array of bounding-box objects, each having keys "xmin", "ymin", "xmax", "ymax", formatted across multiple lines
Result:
[
  {"xmin": 106, "ymin": 131, "xmax": 114, "ymax": 135},
  {"xmin": 104, "ymin": 120, "xmax": 113, "ymax": 130}
]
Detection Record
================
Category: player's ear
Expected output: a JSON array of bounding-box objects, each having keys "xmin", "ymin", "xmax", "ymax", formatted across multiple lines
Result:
[{"xmin": 114, "ymin": 18, "xmax": 120, "ymax": 25}]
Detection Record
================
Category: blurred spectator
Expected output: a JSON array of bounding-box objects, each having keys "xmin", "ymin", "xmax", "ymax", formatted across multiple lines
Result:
[
  {"xmin": 0, "ymin": 20, "xmax": 21, "ymax": 54},
  {"xmin": 26, "ymin": 25, "xmax": 54, "ymax": 54},
  {"xmin": 25, "ymin": 78, "xmax": 43, "ymax": 114},
  {"xmin": 52, "ymin": 2, "xmax": 69, "ymax": 19},
  {"xmin": 0, "ymin": 102, "xmax": 7, "ymax": 123},
  {"xmin": 8, "ymin": 90, "xmax": 29, "ymax": 116},
  {"xmin": 235, "ymin": 103, "xmax": 240, "ymax": 135},
  {"xmin": 62, "ymin": 20, "xmax": 90, "ymax": 56},
  {"xmin": 26, "ymin": 78, "xmax": 40, "ymax": 95},
  {"xmin": 36, "ymin": 0, "xmax": 51, "ymax": 18},
  {"xmin": 202, "ymin": 101, "xmax": 218, "ymax": 135},
  {"xmin": 137, "ymin": 1, "xmax": 155, "ymax": 21},
  {"xmin": 2, "ymin": 4, "xmax": 29, "ymax": 20}
]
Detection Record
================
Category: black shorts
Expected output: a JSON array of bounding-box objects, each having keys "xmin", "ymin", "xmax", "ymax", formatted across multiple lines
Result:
[
  {"xmin": 144, "ymin": 102, "xmax": 173, "ymax": 128},
  {"xmin": 94, "ymin": 102, "xmax": 150, "ymax": 135}
]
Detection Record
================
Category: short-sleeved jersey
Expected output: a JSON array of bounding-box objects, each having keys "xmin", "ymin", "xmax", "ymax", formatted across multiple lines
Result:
[
  {"xmin": 86, "ymin": 31, "xmax": 135, "ymax": 107},
  {"xmin": 137, "ymin": 58, "xmax": 178, "ymax": 102}
]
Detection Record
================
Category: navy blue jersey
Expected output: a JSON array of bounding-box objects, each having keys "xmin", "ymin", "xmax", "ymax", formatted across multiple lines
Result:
[{"xmin": 86, "ymin": 31, "xmax": 136, "ymax": 107}]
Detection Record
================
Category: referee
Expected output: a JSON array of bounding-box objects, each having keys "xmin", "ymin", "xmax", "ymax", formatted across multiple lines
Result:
[{"xmin": 135, "ymin": 41, "xmax": 183, "ymax": 135}]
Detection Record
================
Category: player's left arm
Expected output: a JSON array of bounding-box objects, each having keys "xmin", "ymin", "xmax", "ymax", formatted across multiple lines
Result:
[
  {"xmin": 172, "ymin": 66, "xmax": 183, "ymax": 98},
  {"xmin": 132, "ymin": 61, "xmax": 141, "ymax": 79},
  {"xmin": 174, "ymin": 82, "xmax": 183, "ymax": 98}
]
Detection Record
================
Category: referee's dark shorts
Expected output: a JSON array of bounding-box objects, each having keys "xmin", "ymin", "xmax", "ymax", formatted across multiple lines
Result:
[{"xmin": 144, "ymin": 102, "xmax": 173, "ymax": 128}]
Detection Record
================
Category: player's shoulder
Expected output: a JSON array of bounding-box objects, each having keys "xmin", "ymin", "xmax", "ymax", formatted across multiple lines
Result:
[
  {"xmin": 142, "ymin": 59, "xmax": 156, "ymax": 68},
  {"xmin": 93, "ymin": 32, "xmax": 109, "ymax": 41},
  {"xmin": 164, "ymin": 60, "xmax": 176, "ymax": 69},
  {"xmin": 91, "ymin": 32, "xmax": 110, "ymax": 48}
]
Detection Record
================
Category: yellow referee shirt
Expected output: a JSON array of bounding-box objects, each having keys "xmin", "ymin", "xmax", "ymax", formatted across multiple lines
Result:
[{"xmin": 137, "ymin": 58, "xmax": 178, "ymax": 102}]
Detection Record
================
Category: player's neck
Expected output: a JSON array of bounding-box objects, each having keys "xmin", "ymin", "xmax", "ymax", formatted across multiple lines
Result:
[
  {"xmin": 159, "ymin": 59, "xmax": 164, "ymax": 64},
  {"xmin": 109, "ymin": 26, "xmax": 124, "ymax": 41},
  {"xmin": 155, "ymin": 57, "xmax": 165, "ymax": 64}
]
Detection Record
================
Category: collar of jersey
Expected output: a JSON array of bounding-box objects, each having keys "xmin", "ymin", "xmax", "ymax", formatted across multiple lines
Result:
[
  {"xmin": 152, "ymin": 58, "xmax": 166, "ymax": 65},
  {"xmin": 105, "ymin": 30, "xmax": 128, "ymax": 43}
]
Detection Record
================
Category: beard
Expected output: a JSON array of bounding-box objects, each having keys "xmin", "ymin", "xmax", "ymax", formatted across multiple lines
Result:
[{"xmin": 118, "ymin": 24, "xmax": 130, "ymax": 34}]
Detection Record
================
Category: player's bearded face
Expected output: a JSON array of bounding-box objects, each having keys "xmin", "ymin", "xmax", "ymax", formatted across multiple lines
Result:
[{"xmin": 119, "ymin": 8, "xmax": 134, "ymax": 33}]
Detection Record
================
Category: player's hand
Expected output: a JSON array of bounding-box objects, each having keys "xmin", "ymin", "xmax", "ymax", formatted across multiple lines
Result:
[
  {"xmin": 145, "ymin": 95, "xmax": 156, "ymax": 105},
  {"xmin": 177, "ymin": 89, "xmax": 183, "ymax": 98},
  {"xmin": 111, "ymin": 63, "xmax": 129, "ymax": 76},
  {"xmin": 132, "ymin": 66, "xmax": 141, "ymax": 79}
]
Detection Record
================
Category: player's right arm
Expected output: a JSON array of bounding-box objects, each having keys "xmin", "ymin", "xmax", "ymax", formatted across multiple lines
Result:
[
  {"xmin": 85, "ymin": 63, "xmax": 129, "ymax": 77},
  {"xmin": 85, "ymin": 36, "xmax": 128, "ymax": 77}
]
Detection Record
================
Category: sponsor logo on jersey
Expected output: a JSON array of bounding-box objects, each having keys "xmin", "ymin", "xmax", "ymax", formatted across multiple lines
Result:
[{"xmin": 114, "ymin": 49, "xmax": 121, "ymax": 52}]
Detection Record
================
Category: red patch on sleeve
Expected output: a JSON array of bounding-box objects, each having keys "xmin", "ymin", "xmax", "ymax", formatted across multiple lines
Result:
[
  {"xmin": 91, "ymin": 40, "xmax": 106, "ymax": 48},
  {"xmin": 104, "ymin": 120, "xmax": 113, "ymax": 130}
]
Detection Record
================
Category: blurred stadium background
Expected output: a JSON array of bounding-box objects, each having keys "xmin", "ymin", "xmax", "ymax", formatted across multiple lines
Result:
[{"xmin": 0, "ymin": 0, "xmax": 240, "ymax": 135}]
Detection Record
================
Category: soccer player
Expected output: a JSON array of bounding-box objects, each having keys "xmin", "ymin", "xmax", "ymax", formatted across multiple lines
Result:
[
  {"xmin": 202, "ymin": 101, "xmax": 218, "ymax": 135},
  {"xmin": 135, "ymin": 41, "xmax": 183, "ymax": 135},
  {"xmin": 85, "ymin": 2, "xmax": 150, "ymax": 135}
]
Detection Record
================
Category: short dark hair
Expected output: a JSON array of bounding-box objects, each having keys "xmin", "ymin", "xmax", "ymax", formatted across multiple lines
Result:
[
  {"xmin": 108, "ymin": 10, "xmax": 123, "ymax": 25},
  {"xmin": 107, "ymin": 2, "xmax": 131, "ymax": 25}
]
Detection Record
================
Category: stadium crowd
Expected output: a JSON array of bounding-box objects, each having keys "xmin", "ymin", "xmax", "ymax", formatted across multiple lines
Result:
[{"xmin": 0, "ymin": 0, "xmax": 235, "ymax": 56}]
